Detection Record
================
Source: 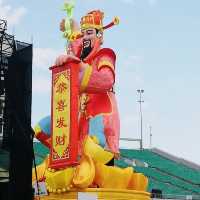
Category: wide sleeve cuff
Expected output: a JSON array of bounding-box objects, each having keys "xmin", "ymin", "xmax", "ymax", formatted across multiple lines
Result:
[
  {"xmin": 97, "ymin": 60, "xmax": 115, "ymax": 74},
  {"xmin": 34, "ymin": 124, "xmax": 42, "ymax": 137}
]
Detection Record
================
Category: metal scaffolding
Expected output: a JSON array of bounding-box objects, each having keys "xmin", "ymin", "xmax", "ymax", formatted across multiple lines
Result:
[{"xmin": 0, "ymin": 19, "xmax": 15, "ymax": 147}]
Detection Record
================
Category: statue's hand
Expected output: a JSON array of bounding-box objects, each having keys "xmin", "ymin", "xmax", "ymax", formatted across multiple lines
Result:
[
  {"xmin": 60, "ymin": 18, "xmax": 79, "ymax": 33},
  {"xmin": 114, "ymin": 152, "xmax": 120, "ymax": 160},
  {"xmin": 55, "ymin": 54, "xmax": 80, "ymax": 66},
  {"xmin": 60, "ymin": 19, "xmax": 65, "ymax": 32}
]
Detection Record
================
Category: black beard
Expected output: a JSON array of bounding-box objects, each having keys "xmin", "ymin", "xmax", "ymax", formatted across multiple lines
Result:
[{"xmin": 80, "ymin": 41, "xmax": 92, "ymax": 60}]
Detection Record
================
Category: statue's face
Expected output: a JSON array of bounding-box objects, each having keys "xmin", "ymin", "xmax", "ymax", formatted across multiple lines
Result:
[
  {"xmin": 82, "ymin": 28, "xmax": 97, "ymax": 48},
  {"xmin": 80, "ymin": 28, "xmax": 103, "ymax": 60}
]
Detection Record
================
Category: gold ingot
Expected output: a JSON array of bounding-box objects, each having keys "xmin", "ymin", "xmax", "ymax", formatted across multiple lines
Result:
[
  {"xmin": 45, "ymin": 167, "xmax": 74, "ymax": 192},
  {"xmin": 73, "ymin": 154, "xmax": 95, "ymax": 188},
  {"xmin": 94, "ymin": 162, "xmax": 133, "ymax": 189},
  {"xmin": 83, "ymin": 136, "xmax": 114, "ymax": 164},
  {"xmin": 52, "ymin": 189, "xmax": 56, "ymax": 193},
  {"xmin": 128, "ymin": 173, "xmax": 148, "ymax": 191},
  {"xmin": 57, "ymin": 189, "xmax": 62, "ymax": 194}
]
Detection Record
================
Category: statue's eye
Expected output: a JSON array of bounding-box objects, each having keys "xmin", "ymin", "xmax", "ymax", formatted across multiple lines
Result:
[{"xmin": 86, "ymin": 29, "xmax": 94, "ymax": 35}]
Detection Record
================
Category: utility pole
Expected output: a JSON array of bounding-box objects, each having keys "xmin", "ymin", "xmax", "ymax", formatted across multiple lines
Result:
[{"xmin": 137, "ymin": 89, "xmax": 144, "ymax": 150}]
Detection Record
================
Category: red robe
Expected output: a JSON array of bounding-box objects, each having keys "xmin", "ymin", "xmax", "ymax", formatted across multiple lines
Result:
[{"xmin": 78, "ymin": 47, "xmax": 120, "ymax": 154}]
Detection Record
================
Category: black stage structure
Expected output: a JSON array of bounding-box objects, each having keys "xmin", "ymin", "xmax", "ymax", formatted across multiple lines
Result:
[{"xmin": 0, "ymin": 19, "xmax": 33, "ymax": 200}]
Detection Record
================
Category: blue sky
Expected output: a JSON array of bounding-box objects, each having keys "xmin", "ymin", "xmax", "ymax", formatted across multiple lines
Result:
[{"xmin": 1, "ymin": 0, "xmax": 200, "ymax": 164}]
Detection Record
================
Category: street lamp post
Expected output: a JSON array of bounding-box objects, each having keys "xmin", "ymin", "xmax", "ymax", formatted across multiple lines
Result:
[{"xmin": 137, "ymin": 89, "xmax": 144, "ymax": 150}]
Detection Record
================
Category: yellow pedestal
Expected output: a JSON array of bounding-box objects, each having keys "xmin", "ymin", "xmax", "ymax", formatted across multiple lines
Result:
[{"xmin": 39, "ymin": 188, "xmax": 150, "ymax": 200}]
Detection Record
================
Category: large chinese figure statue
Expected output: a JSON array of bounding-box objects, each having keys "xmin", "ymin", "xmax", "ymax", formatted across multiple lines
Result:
[
  {"xmin": 62, "ymin": 10, "xmax": 120, "ymax": 162},
  {"xmin": 33, "ymin": 8, "xmax": 149, "ymax": 200}
]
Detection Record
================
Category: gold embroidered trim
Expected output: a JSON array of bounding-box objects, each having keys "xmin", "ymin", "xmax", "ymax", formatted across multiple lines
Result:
[
  {"xmin": 80, "ymin": 65, "xmax": 93, "ymax": 92},
  {"xmin": 98, "ymin": 60, "xmax": 114, "ymax": 71}
]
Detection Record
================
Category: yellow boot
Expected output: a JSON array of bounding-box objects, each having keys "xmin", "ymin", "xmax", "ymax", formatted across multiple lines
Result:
[
  {"xmin": 83, "ymin": 136, "xmax": 114, "ymax": 164},
  {"xmin": 94, "ymin": 162, "xmax": 133, "ymax": 189},
  {"xmin": 73, "ymin": 153, "xmax": 95, "ymax": 189},
  {"xmin": 128, "ymin": 173, "xmax": 148, "ymax": 191}
]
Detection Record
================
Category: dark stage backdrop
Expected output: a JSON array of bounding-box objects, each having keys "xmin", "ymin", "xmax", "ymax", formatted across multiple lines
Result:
[{"xmin": 5, "ymin": 43, "xmax": 33, "ymax": 200}]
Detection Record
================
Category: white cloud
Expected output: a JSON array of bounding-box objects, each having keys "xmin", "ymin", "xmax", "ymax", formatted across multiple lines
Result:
[
  {"xmin": 32, "ymin": 75, "xmax": 51, "ymax": 94},
  {"xmin": 119, "ymin": 108, "xmax": 160, "ymax": 149},
  {"xmin": 117, "ymin": 49, "xmax": 144, "ymax": 67},
  {"xmin": 0, "ymin": 0, "xmax": 27, "ymax": 27},
  {"xmin": 116, "ymin": 52, "xmax": 145, "ymax": 91},
  {"xmin": 33, "ymin": 48, "xmax": 62, "ymax": 95},
  {"xmin": 32, "ymin": 47, "xmax": 63, "ymax": 94},
  {"xmin": 119, "ymin": 114, "xmax": 141, "ymax": 149},
  {"xmin": 33, "ymin": 48, "xmax": 63, "ymax": 70},
  {"xmin": 33, "ymin": 47, "xmax": 62, "ymax": 94},
  {"xmin": 121, "ymin": 114, "xmax": 138, "ymax": 134}
]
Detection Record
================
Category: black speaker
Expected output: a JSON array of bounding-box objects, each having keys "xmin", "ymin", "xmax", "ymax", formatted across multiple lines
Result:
[
  {"xmin": 151, "ymin": 188, "xmax": 163, "ymax": 198},
  {"xmin": 5, "ymin": 43, "xmax": 33, "ymax": 200},
  {"xmin": 0, "ymin": 182, "xmax": 9, "ymax": 200}
]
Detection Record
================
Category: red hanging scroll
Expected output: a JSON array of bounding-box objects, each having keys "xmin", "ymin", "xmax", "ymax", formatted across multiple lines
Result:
[{"xmin": 49, "ymin": 61, "xmax": 79, "ymax": 169}]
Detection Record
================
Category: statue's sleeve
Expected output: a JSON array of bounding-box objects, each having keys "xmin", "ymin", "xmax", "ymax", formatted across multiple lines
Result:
[{"xmin": 79, "ymin": 48, "xmax": 116, "ymax": 93}]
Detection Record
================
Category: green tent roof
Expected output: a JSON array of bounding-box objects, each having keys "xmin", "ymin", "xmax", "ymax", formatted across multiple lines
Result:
[{"xmin": 116, "ymin": 149, "xmax": 200, "ymax": 198}]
